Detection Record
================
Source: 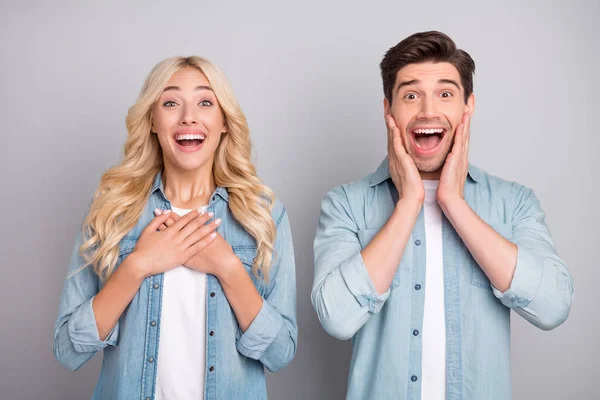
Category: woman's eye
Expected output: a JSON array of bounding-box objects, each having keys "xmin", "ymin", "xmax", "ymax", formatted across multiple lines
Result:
[
  {"xmin": 199, "ymin": 100, "xmax": 213, "ymax": 107},
  {"xmin": 163, "ymin": 101, "xmax": 177, "ymax": 107}
]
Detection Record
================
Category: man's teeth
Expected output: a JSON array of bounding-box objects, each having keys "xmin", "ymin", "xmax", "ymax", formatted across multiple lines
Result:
[
  {"xmin": 175, "ymin": 133, "xmax": 206, "ymax": 140},
  {"xmin": 413, "ymin": 128, "xmax": 444, "ymax": 135}
]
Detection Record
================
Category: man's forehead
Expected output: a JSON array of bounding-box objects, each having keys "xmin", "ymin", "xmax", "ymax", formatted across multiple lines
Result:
[{"xmin": 396, "ymin": 62, "xmax": 461, "ymax": 83}]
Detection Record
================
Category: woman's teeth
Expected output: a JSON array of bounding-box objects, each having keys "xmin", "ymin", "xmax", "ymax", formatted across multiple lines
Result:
[{"xmin": 175, "ymin": 133, "xmax": 206, "ymax": 141}]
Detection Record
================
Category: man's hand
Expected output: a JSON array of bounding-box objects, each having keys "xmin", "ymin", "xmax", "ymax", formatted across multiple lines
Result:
[
  {"xmin": 437, "ymin": 111, "xmax": 471, "ymax": 208},
  {"xmin": 386, "ymin": 115, "xmax": 424, "ymax": 203}
]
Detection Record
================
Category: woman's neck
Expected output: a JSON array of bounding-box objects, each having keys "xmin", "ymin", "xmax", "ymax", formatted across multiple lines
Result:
[{"xmin": 162, "ymin": 164, "xmax": 216, "ymax": 210}]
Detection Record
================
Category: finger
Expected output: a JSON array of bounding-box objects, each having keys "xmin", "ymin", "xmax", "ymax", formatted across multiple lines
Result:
[
  {"xmin": 170, "ymin": 209, "xmax": 201, "ymax": 232},
  {"xmin": 164, "ymin": 217, "xmax": 176, "ymax": 228},
  {"xmin": 182, "ymin": 218, "xmax": 221, "ymax": 249},
  {"xmin": 155, "ymin": 209, "xmax": 184, "ymax": 221},
  {"xmin": 386, "ymin": 116, "xmax": 395, "ymax": 152},
  {"xmin": 385, "ymin": 114, "xmax": 398, "ymax": 132},
  {"xmin": 183, "ymin": 232, "xmax": 218, "ymax": 260},
  {"xmin": 452, "ymin": 123, "xmax": 464, "ymax": 155},
  {"xmin": 463, "ymin": 113, "xmax": 471, "ymax": 157},
  {"xmin": 158, "ymin": 223, "xmax": 168, "ymax": 232},
  {"xmin": 387, "ymin": 115, "xmax": 403, "ymax": 143},
  {"xmin": 143, "ymin": 212, "xmax": 172, "ymax": 235},
  {"xmin": 391, "ymin": 124, "xmax": 408, "ymax": 157},
  {"xmin": 167, "ymin": 211, "xmax": 182, "ymax": 221},
  {"xmin": 177, "ymin": 212, "xmax": 214, "ymax": 241}
]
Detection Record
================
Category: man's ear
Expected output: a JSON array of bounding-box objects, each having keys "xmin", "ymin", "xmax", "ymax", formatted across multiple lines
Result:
[
  {"xmin": 384, "ymin": 97, "xmax": 391, "ymax": 117},
  {"xmin": 466, "ymin": 93, "xmax": 475, "ymax": 115}
]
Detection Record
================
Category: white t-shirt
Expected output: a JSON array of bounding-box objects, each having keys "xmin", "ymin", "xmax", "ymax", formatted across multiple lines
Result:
[
  {"xmin": 421, "ymin": 180, "xmax": 446, "ymax": 400},
  {"xmin": 155, "ymin": 205, "xmax": 208, "ymax": 400}
]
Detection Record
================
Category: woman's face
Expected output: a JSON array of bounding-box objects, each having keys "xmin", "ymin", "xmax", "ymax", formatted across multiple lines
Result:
[{"xmin": 152, "ymin": 66, "xmax": 227, "ymax": 173}]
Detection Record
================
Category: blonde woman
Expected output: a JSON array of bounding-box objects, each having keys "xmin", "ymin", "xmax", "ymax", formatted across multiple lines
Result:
[{"xmin": 53, "ymin": 57, "xmax": 297, "ymax": 400}]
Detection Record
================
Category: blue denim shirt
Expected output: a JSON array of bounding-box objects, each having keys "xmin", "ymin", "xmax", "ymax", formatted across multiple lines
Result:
[
  {"xmin": 312, "ymin": 158, "xmax": 573, "ymax": 400},
  {"xmin": 54, "ymin": 172, "xmax": 297, "ymax": 400}
]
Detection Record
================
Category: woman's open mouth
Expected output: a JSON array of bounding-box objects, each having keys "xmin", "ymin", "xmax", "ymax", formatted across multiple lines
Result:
[{"xmin": 174, "ymin": 132, "xmax": 206, "ymax": 152}]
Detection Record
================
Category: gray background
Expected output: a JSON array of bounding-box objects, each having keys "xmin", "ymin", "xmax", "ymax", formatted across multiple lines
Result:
[{"xmin": 0, "ymin": 0, "xmax": 598, "ymax": 399}]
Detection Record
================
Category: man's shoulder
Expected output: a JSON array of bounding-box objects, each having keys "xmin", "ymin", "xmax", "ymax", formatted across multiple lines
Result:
[{"xmin": 470, "ymin": 164, "xmax": 534, "ymax": 200}]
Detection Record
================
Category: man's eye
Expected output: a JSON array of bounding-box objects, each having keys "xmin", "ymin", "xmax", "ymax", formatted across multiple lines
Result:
[
  {"xmin": 404, "ymin": 93, "xmax": 417, "ymax": 100},
  {"xmin": 440, "ymin": 91, "xmax": 453, "ymax": 98}
]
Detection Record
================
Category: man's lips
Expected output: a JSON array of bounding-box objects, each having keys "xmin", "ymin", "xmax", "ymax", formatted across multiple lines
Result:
[{"xmin": 409, "ymin": 127, "xmax": 447, "ymax": 155}]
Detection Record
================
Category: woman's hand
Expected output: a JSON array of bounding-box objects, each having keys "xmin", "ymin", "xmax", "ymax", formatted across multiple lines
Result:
[
  {"xmin": 131, "ymin": 209, "xmax": 219, "ymax": 277},
  {"xmin": 155, "ymin": 210, "xmax": 241, "ymax": 278}
]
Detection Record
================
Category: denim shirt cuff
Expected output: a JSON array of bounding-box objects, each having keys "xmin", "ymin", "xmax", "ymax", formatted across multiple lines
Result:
[
  {"xmin": 492, "ymin": 245, "xmax": 544, "ymax": 308},
  {"xmin": 340, "ymin": 252, "xmax": 391, "ymax": 314},
  {"xmin": 236, "ymin": 299, "xmax": 283, "ymax": 360},
  {"xmin": 68, "ymin": 296, "xmax": 119, "ymax": 353}
]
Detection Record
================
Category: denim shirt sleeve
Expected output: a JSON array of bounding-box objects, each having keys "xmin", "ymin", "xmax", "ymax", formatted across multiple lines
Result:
[
  {"xmin": 492, "ymin": 185, "xmax": 574, "ymax": 330},
  {"xmin": 311, "ymin": 187, "xmax": 391, "ymax": 341},
  {"xmin": 53, "ymin": 228, "xmax": 119, "ymax": 371},
  {"xmin": 236, "ymin": 207, "xmax": 298, "ymax": 373}
]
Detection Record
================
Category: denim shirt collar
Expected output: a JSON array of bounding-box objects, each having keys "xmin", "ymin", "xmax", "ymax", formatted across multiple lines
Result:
[
  {"xmin": 369, "ymin": 156, "xmax": 481, "ymax": 187},
  {"xmin": 150, "ymin": 170, "xmax": 230, "ymax": 203}
]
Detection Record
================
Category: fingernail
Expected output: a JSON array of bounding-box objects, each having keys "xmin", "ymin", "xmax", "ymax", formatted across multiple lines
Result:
[
  {"xmin": 215, "ymin": 218, "xmax": 222, "ymax": 225},
  {"xmin": 154, "ymin": 209, "xmax": 162, "ymax": 215},
  {"xmin": 198, "ymin": 208, "xmax": 205, "ymax": 215},
  {"xmin": 210, "ymin": 232, "xmax": 217, "ymax": 238},
  {"xmin": 163, "ymin": 209, "xmax": 171, "ymax": 214},
  {"xmin": 208, "ymin": 212, "xmax": 214, "ymax": 217}
]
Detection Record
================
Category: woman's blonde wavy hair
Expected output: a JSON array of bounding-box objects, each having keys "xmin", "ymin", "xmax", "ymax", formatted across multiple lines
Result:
[{"xmin": 80, "ymin": 56, "xmax": 276, "ymax": 282}]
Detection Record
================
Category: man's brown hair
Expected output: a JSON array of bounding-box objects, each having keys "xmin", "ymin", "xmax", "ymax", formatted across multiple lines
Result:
[{"xmin": 380, "ymin": 31, "xmax": 475, "ymax": 104}]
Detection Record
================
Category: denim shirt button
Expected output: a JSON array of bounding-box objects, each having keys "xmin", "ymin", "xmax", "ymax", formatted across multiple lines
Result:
[
  {"xmin": 415, "ymin": 239, "xmax": 421, "ymax": 246},
  {"xmin": 413, "ymin": 330, "xmax": 419, "ymax": 336},
  {"xmin": 150, "ymin": 321, "xmax": 156, "ymax": 327},
  {"xmin": 210, "ymin": 292, "xmax": 216, "ymax": 298},
  {"xmin": 209, "ymin": 331, "xmax": 215, "ymax": 336},
  {"xmin": 148, "ymin": 357, "xmax": 154, "ymax": 363},
  {"xmin": 153, "ymin": 283, "xmax": 159, "ymax": 289},
  {"xmin": 411, "ymin": 375, "xmax": 418, "ymax": 382},
  {"xmin": 209, "ymin": 366, "xmax": 215, "ymax": 372},
  {"xmin": 415, "ymin": 284, "xmax": 421, "ymax": 290}
]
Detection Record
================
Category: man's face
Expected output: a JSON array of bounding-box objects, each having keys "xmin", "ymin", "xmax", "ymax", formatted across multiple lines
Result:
[{"xmin": 384, "ymin": 62, "xmax": 474, "ymax": 175}]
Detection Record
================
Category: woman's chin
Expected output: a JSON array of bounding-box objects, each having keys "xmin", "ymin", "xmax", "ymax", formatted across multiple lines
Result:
[{"xmin": 166, "ymin": 158, "xmax": 213, "ymax": 173}]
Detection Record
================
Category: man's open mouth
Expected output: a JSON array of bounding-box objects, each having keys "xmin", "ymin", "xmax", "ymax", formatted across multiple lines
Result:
[{"xmin": 411, "ymin": 128, "xmax": 446, "ymax": 152}]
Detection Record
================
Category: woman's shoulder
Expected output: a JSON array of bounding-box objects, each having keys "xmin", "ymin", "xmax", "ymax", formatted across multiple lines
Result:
[{"xmin": 269, "ymin": 197, "xmax": 287, "ymax": 228}]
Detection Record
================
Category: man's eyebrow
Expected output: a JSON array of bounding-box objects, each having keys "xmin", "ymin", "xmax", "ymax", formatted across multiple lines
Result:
[
  {"xmin": 396, "ymin": 79, "xmax": 419, "ymax": 93},
  {"xmin": 439, "ymin": 79, "xmax": 460, "ymax": 89}
]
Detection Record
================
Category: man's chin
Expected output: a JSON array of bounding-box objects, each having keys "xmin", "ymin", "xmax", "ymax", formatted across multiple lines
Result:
[{"xmin": 413, "ymin": 159, "xmax": 447, "ymax": 175}]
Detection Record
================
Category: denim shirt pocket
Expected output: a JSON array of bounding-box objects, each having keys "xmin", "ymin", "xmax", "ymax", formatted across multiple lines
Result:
[
  {"xmin": 232, "ymin": 245, "xmax": 266, "ymax": 296},
  {"xmin": 118, "ymin": 236, "xmax": 138, "ymax": 258},
  {"xmin": 468, "ymin": 222, "xmax": 513, "ymax": 288},
  {"xmin": 357, "ymin": 228, "xmax": 402, "ymax": 289}
]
